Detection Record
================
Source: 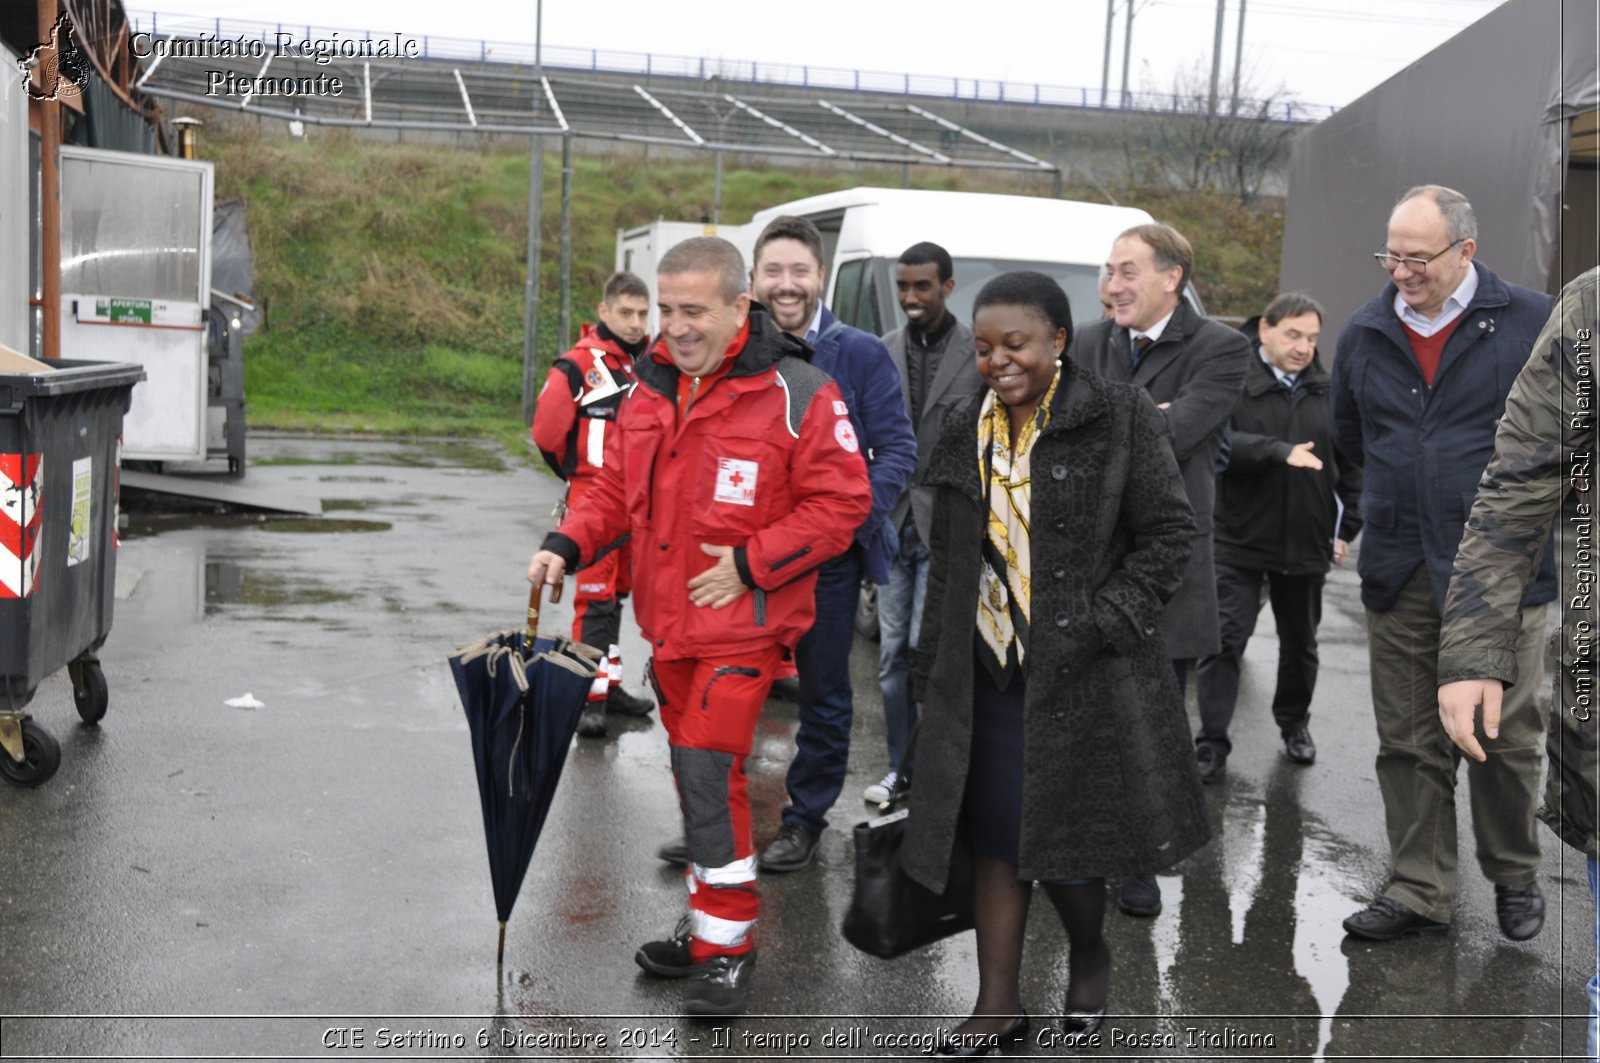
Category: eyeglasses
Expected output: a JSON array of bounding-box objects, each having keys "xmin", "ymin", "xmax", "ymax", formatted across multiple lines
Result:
[{"xmin": 1373, "ymin": 240, "xmax": 1463, "ymax": 274}]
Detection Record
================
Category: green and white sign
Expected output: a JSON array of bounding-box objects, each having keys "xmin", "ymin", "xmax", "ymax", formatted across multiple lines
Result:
[
  {"xmin": 76, "ymin": 297, "xmax": 201, "ymax": 328},
  {"xmin": 102, "ymin": 298, "xmax": 150, "ymax": 324}
]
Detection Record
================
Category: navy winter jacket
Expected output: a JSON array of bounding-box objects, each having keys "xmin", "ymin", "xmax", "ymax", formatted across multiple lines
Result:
[
  {"xmin": 1330, "ymin": 263, "xmax": 1556, "ymax": 612},
  {"xmin": 809, "ymin": 306, "xmax": 918, "ymax": 585}
]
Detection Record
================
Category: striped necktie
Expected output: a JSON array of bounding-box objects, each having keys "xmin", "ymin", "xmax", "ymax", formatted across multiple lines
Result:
[{"xmin": 1131, "ymin": 334, "xmax": 1153, "ymax": 369}]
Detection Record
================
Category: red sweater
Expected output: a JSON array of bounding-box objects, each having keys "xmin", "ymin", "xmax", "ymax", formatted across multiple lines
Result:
[{"xmin": 1400, "ymin": 315, "xmax": 1463, "ymax": 388}]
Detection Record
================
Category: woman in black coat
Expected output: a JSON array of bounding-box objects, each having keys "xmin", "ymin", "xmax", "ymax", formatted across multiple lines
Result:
[{"xmin": 903, "ymin": 272, "xmax": 1208, "ymax": 1054}]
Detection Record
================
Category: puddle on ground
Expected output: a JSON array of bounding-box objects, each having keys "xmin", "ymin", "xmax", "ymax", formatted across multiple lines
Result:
[
  {"xmin": 205, "ymin": 561, "xmax": 356, "ymax": 610},
  {"xmin": 258, "ymin": 518, "xmax": 391, "ymax": 534},
  {"xmin": 255, "ymin": 440, "xmax": 508, "ymax": 472},
  {"xmin": 122, "ymin": 513, "xmax": 390, "ymax": 538},
  {"xmin": 322, "ymin": 498, "xmax": 418, "ymax": 512}
]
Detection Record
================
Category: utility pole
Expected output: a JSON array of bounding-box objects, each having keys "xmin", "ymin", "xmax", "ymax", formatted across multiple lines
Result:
[
  {"xmin": 1230, "ymin": 0, "xmax": 1248, "ymax": 114},
  {"xmin": 1101, "ymin": 0, "xmax": 1116, "ymax": 108},
  {"xmin": 558, "ymin": 132, "xmax": 572, "ymax": 352},
  {"xmin": 520, "ymin": 0, "xmax": 544, "ymax": 423},
  {"xmin": 1208, "ymin": 0, "xmax": 1226, "ymax": 114},
  {"xmin": 1119, "ymin": 0, "xmax": 1134, "ymax": 106}
]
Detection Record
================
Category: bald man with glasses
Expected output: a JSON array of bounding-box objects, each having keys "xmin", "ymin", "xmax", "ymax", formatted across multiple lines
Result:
[{"xmin": 1331, "ymin": 184, "xmax": 1557, "ymax": 943}]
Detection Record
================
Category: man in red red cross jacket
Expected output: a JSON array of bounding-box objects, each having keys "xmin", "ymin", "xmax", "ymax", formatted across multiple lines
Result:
[
  {"xmin": 528, "ymin": 237, "xmax": 871, "ymax": 1017},
  {"xmin": 531, "ymin": 271, "xmax": 657, "ymax": 736}
]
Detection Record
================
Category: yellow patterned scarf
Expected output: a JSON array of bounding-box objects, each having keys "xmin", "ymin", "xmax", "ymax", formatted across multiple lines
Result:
[{"xmin": 975, "ymin": 369, "xmax": 1060, "ymax": 688}]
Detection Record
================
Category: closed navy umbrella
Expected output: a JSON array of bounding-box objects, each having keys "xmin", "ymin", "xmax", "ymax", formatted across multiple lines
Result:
[{"xmin": 449, "ymin": 583, "xmax": 601, "ymax": 963}]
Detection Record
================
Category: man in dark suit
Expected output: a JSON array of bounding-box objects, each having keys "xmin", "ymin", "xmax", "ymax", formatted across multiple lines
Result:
[
  {"xmin": 1067, "ymin": 222, "xmax": 1250, "ymax": 917},
  {"xmin": 871, "ymin": 241, "xmax": 986, "ymax": 805},
  {"xmin": 1194, "ymin": 293, "xmax": 1363, "ymax": 782}
]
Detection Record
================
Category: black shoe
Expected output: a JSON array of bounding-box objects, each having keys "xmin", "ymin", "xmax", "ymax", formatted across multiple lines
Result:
[
  {"xmin": 758, "ymin": 822, "xmax": 820, "ymax": 873},
  {"xmin": 768, "ymin": 676, "xmax": 800, "ymax": 702},
  {"xmin": 575, "ymin": 701, "xmax": 606, "ymax": 738},
  {"xmin": 656, "ymin": 836, "xmax": 689, "ymax": 868},
  {"xmin": 933, "ymin": 1014, "xmax": 1029, "ymax": 1056},
  {"xmin": 606, "ymin": 685, "xmax": 655, "ymax": 716},
  {"xmin": 1058, "ymin": 1004, "xmax": 1106, "ymax": 1046},
  {"xmin": 1283, "ymin": 725, "xmax": 1316, "ymax": 765},
  {"xmin": 635, "ymin": 916, "xmax": 710, "ymax": 979},
  {"xmin": 1341, "ymin": 897, "xmax": 1449, "ymax": 941},
  {"xmin": 1494, "ymin": 882, "xmax": 1545, "ymax": 941},
  {"xmin": 1117, "ymin": 874, "xmax": 1161, "ymax": 917},
  {"xmin": 682, "ymin": 951, "xmax": 755, "ymax": 1017},
  {"xmin": 1196, "ymin": 744, "xmax": 1226, "ymax": 783}
]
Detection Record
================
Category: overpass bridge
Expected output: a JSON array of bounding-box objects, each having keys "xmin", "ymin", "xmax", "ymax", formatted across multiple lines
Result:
[{"xmin": 129, "ymin": 10, "xmax": 1320, "ymax": 194}]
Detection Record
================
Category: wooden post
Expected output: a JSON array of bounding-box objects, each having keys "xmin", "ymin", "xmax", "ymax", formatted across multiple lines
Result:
[{"xmin": 36, "ymin": 0, "xmax": 62, "ymax": 359}]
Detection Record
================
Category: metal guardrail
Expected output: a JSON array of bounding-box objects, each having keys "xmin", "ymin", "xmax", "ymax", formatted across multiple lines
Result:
[{"xmin": 124, "ymin": 9, "xmax": 1337, "ymax": 125}]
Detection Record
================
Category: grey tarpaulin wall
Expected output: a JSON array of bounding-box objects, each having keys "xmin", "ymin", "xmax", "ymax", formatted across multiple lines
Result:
[{"xmin": 1280, "ymin": 0, "xmax": 1598, "ymax": 347}]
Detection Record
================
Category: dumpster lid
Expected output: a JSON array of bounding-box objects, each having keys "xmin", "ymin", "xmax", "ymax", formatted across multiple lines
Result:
[{"xmin": 0, "ymin": 358, "xmax": 146, "ymax": 399}]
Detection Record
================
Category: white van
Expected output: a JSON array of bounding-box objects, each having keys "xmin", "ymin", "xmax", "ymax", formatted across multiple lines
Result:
[
  {"xmin": 743, "ymin": 187, "xmax": 1177, "ymax": 333},
  {"xmin": 617, "ymin": 187, "xmax": 1193, "ymax": 335}
]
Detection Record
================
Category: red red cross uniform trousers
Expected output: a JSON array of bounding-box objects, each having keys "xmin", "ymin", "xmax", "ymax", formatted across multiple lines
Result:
[{"xmin": 540, "ymin": 306, "xmax": 870, "ymax": 961}]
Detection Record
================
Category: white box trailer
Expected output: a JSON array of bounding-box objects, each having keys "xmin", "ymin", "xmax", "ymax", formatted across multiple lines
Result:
[
  {"xmin": 616, "ymin": 187, "xmax": 1175, "ymax": 337},
  {"xmin": 615, "ymin": 220, "xmax": 736, "ymax": 333},
  {"xmin": 57, "ymin": 146, "xmax": 213, "ymax": 463}
]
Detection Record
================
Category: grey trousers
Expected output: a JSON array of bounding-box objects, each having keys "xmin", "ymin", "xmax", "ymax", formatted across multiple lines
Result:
[{"xmin": 1366, "ymin": 565, "xmax": 1549, "ymax": 920}]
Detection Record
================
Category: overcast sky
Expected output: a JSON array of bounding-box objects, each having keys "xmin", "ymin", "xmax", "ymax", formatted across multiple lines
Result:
[{"xmin": 124, "ymin": 0, "xmax": 1515, "ymax": 113}]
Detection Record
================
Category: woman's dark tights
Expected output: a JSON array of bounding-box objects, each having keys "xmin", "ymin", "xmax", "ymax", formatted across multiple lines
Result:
[{"xmin": 950, "ymin": 857, "xmax": 1110, "ymax": 1038}]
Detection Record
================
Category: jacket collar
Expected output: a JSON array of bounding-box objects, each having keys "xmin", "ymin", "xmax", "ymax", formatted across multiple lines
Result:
[
  {"xmin": 634, "ymin": 303, "xmax": 807, "ymax": 397},
  {"xmin": 1243, "ymin": 350, "xmax": 1328, "ymax": 396},
  {"xmin": 590, "ymin": 320, "xmax": 648, "ymax": 361},
  {"xmin": 923, "ymin": 356, "xmax": 1111, "ymax": 503},
  {"xmin": 1043, "ymin": 355, "xmax": 1112, "ymax": 434},
  {"xmin": 908, "ymin": 308, "xmax": 958, "ymax": 349},
  {"xmin": 1350, "ymin": 261, "xmax": 1512, "ymax": 332},
  {"xmin": 1142, "ymin": 298, "xmax": 1200, "ymax": 350}
]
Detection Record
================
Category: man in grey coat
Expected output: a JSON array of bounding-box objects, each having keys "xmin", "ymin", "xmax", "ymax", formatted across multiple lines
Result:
[
  {"xmin": 870, "ymin": 241, "xmax": 985, "ymax": 805},
  {"xmin": 1068, "ymin": 221, "xmax": 1251, "ymax": 917}
]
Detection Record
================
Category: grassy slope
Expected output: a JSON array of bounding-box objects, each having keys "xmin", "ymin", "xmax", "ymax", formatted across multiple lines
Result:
[{"xmin": 202, "ymin": 122, "xmax": 1281, "ymax": 440}]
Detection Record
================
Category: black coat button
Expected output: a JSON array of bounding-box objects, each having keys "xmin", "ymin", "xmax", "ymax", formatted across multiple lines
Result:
[
  {"xmin": 1052, "ymin": 465, "xmax": 1068, "ymax": 480},
  {"xmin": 1054, "ymin": 518, "xmax": 1066, "ymax": 530},
  {"xmin": 1144, "ymin": 623, "xmax": 1157, "ymax": 636},
  {"xmin": 1052, "ymin": 565, "xmax": 1066, "ymax": 579},
  {"xmin": 1055, "ymin": 613, "xmax": 1070, "ymax": 628}
]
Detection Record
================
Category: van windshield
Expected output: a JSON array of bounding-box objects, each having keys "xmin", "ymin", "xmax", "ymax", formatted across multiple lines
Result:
[
  {"xmin": 883, "ymin": 259, "xmax": 1101, "ymax": 335},
  {"xmin": 882, "ymin": 257, "xmax": 1206, "ymax": 335}
]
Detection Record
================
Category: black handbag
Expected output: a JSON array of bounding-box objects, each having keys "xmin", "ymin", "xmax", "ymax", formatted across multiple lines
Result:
[{"xmin": 841, "ymin": 734, "xmax": 975, "ymax": 958}]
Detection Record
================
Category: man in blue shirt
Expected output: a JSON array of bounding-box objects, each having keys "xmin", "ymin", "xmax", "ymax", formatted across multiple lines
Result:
[{"xmin": 749, "ymin": 215, "xmax": 917, "ymax": 872}]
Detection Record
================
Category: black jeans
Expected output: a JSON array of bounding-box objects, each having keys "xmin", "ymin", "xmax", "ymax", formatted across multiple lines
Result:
[{"xmin": 1194, "ymin": 563, "xmax": 1324, "ymax": 753}]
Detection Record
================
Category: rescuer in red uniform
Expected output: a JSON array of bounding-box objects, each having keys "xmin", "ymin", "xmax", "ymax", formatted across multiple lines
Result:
[
  {"xmin": 527, "ymin": 237, "xmax": 871, "ymax": 1017},
  {"xmin": 531, "ymin": 271, "xmax": 657, "ymax": 737}
]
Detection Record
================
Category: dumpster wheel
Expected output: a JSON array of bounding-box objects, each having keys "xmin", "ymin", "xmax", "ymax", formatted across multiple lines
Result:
[
  {"xmin": 0, "ymin": 718, "xmax": 61, "ymax": 788},
  {"xmin": 69, "ymin": 657, "xmax": 108, "ymax": 725}
]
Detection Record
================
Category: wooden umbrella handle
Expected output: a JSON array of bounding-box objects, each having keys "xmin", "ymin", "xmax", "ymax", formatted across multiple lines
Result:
[{"xmin": 527, "ymin": 579, "xmax": 563, "ymax": 637}]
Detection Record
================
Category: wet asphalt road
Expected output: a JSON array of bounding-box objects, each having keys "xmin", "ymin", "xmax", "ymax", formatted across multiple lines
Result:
[{"xmin": 0, "ymin": 433, "xmax": 1592, "ymax": 1061}]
